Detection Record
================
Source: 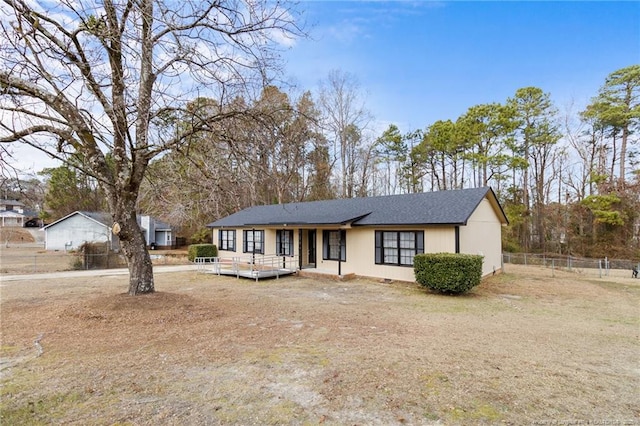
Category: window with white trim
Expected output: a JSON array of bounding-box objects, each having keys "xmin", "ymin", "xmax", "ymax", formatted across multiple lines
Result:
[
  {"xmin": 276, "ymin": 229, "xmax": 294, "ymax": 256},
  {"xmin": 219, "ymin": 229, "xmax": 236, "ymax": 251},
  {"xmin": 243, "ymin": 230, "xmax": 264, "ymax": 254},
  {"xmin": 322, "ymin": 230, "xmax": 346, "ymax": 261}
]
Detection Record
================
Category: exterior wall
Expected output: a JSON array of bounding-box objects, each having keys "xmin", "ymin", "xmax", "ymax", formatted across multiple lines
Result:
[
  {"xmin": 0, "ymin": 211, "xmax": 25, "ymax": 227},
  {"xmin": 459, "ymin": 198, "xmax": 503, "ymax": 276},
  {"xmin": 424, "ymin": 227, "xmax": 456, "ymax": 253},
  {"xmin": 213, "ymin": 228, "xmax": 281, "ymax": 258},
  {"xmin": 45, "ymin": 214, "xmax": 112, "ymax": 250},
  {"xmin": 154, "ymin": 230, "xmax": 173, "ymax": 248},
  {"xmin": 322, "ymin": 226, "xmax": 456, "ymax": 282},
  {"xmin": 139, "ymin": 215, "xmax": 175, "ymax": 248},
  {"xmin": 140, "ymin": 215, "xmax": 154, "ymax": 245}
]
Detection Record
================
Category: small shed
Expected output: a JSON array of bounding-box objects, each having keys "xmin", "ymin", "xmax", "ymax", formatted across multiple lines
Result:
[
  {"xmin": 43, "ymin": 211, "xmax": 116, "ymax": 251},
  {"xmin": 43, "ymin": 211, "xmax": 177, "ymax": 251}
]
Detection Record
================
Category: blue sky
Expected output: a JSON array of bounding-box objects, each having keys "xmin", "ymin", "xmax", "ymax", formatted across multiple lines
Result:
[
  {"xmin": 283, "ymin": 1, "xmax": 640, "ymax": 133},
  {"xmin": 9, "ymin": 1, "xmax": 639, "ymax": 173}
]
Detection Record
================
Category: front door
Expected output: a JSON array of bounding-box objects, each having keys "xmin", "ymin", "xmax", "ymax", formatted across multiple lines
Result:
[{"xmin": 307, "ymin": 229, "xmax": 316, "ymax": 267}]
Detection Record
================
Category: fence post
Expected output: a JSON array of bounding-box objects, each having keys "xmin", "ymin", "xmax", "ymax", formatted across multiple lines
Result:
[
  {"xmin": 598, "ymin": 259, "xmax": 602, "ymax": 278},
  {"xmin": 524, "ymin": 253, "xmax": 527, "ymax": 266},
  {"xmin": 552, "ymin": 259, "xmax": 555, "ymax": 277}
]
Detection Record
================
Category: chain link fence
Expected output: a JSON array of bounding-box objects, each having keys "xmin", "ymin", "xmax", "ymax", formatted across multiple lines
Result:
[
  {"xmin": 1, "ymin": 249, "xmax": 189, "ymax": 275},
  {"xmin": 502, "ymin": 252, "xmax": 640, "ymax": 279}
]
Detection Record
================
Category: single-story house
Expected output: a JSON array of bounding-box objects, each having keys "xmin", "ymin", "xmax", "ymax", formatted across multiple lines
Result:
[
  {"xmin": 0, "ymin": 199, "xmax": 39, "ymax": 227},
  {"xmin": 207, "ymin": 187, "xmax": 509, "ymax": 282},
  {"xmin": 43, "ymin": 211, "xmax": 177, "ymax": 251},
  {"xmin": 139, "ymin": 215, "xmax": 175, "ymax": 249}
]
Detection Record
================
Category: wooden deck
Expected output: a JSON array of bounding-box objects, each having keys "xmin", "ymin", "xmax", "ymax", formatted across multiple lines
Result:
[
  {"xmin": 212, "ymin": 267, "xmax": 297, "ymax": 280},
  {"xmin": 195, "ymin": 255, "xmax": 298, "ymax": 281}
]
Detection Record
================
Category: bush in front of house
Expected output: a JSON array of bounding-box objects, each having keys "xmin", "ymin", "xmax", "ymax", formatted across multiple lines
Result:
[
  {"xmin": 414, "ymin": 253, "xmax": 484, "ymax": 294},
  {"xmin": 188, "ymin": 244, "xmax": 218, "ymax": 262}
]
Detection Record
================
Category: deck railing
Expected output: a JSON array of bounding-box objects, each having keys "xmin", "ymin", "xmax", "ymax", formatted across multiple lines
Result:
[{"xmin": 195, "ymin": 254, "xmax": 299, "ymax": 280}]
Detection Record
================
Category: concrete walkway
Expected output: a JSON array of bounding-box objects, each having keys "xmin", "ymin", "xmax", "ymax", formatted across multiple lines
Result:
[{"xmin": 0, "ymin": 264, "xmax": 199, "ymax": 282}]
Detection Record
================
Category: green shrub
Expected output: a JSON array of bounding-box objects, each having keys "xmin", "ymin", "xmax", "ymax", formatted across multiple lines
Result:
[
  {"xmin": 414, "ymin": 253, "xmax": 484, "ymax": 294},
  {"xmin": 188, "ymin": 244, "xmax": 218, "ymax": 262}
]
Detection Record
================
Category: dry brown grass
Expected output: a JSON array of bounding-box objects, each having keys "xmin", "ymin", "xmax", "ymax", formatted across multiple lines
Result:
[
  {"xmin": 1, "ymin": 264, "xmax": 639, "ymax": 425},
  {"xmin": 0, "ymin": 243, "xmax": 189, "ymax": 275},
  {"xmin": 0, "ymin": 228, "xmax": 36, "ymax": 244}
]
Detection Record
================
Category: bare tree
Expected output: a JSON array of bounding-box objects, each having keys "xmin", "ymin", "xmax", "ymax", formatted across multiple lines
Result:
[
  {"xmin": 318, "ymin": 70, "xmax": 372, "ymax": 198},
  {"xmin": 0, "ymin": 0, "xmax": 303, "ymax": 295}
]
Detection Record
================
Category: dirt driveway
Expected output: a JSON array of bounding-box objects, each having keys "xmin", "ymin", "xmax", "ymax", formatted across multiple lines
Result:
[{"xmin": 1, "ymin": 265, "xmax": 639, "ymax": 425}]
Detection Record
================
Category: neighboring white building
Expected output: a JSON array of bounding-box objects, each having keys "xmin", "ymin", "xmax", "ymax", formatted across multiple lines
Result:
[
  {"xmin": 0, "ymin": 199, "xmax": 38, "ymax": 227},
  {"xmin": 43, "ymin": 211, "xmax": 115, "ymax": 251},
  {"xmin": 139, "ymin": 215, "xmax": 175, "ymax": 249},
  {"xmin": 43, "ymin": 211, "xmax": 176, "ymax": 251}
]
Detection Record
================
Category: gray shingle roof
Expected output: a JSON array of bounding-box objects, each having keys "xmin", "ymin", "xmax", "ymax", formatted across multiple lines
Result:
[
  {"xmin": 44, "ymin": 211, "xmax": 175, "ymax": 230},
  {"xmin": 43, "ymin": 211, "xmax": 113, "ymax": 229},
  {"xmin": 208, "ymin": 187, "xmax": 508, "ymax": 228},
  {"xmin": 0, "ymin": 199, "xmax": 25, "ymax": 206},
  {"xmin": 151, "ymin": 218, "xmax": 173, "ymax": 230},
  {"xmin": 82, "ymin": 211, "xmax": 113, "ymax": 226}
]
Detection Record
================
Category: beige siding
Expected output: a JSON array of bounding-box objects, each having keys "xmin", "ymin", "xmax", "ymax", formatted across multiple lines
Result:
[
  {"xmin": 424, "ymin": 227, "xmax": 456, "ymax": 253},
  {"xmin": 263, "ymin": 229, "xmax": 276, "ymax": 254},
  {"xmin": 339, "ymin": 228, "xmax": 415, "ymax": 281},
  {"xmin": 214, "ymin": 228, "xmax": 294, "ymax": 258},
  {"xmin": 317, "ymin": 227, "xmax": 370, "ymax": 277},
  {"xmin": 459, "ymin": 198, "xmax": 503, "ymax": 276},
  {"xmin": 329, "ymin": 226, "xmax": 455, "ymax": 282}
]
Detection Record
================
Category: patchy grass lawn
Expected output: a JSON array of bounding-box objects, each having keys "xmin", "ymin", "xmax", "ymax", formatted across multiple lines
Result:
[{"xmin": 1, "ymin": 265, "xmax": 638, "ymax": 425}]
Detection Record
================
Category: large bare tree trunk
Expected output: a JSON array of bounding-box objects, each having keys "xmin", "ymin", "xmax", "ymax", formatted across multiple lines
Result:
[
  {"xmin": 120, "ymin": 226, "xmax": 154, "ymax": 295},
  {"xmin": 110, "ymin": 195, "xmax": 155, "ymax": 295}
]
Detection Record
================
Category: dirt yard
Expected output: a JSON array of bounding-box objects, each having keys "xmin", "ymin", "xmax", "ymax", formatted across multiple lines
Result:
[{"xmin": 1, "ymin": 264, "xmax": 639, "ymax": 425}]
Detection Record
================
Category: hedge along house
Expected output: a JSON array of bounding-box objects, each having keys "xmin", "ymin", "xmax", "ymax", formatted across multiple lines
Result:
[{"xmin": 207, "ymin": 187, "xmax": 509, "ymax": 282}]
